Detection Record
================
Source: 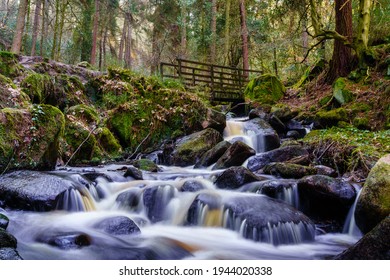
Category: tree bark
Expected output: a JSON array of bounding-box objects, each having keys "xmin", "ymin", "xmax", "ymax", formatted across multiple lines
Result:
[
  {"xmin": 355, "ymin": 0, "xmax": 372, "ymax": 67},
  {"xmin": 11, "ymin": 0, "xmax": 29, "ymax": 54},
  {"xmin": 119, "ymin": 17, "xmax": 127, "ymax": 62},
  {"xmin": 124, "ymin": 13, "xmax": 132, "ymax": 69},
  {"xmin": 180, "ymin": 0, "xmax": 187, "ymax": 58},
  {"xmin": 326, "ymin": 0, "xmax": 353, "ymax": 83},
  {"xmin": 224, "ymin": 0, "xmax": 231, "ymax": 65},
  {"xmin": 239, "ymin": 0, "xmax": 249, "ymax": 78},
  {"xmin": 210, "ymin": 0, "xmax": 217, "ymax": 64},
  {"xmin": 31, "ymin": 0, "xmax": 42, "ymax": 56},
  {"xmin": 90, "ymin": 0, "xmax": 100, "ymax": 66}
]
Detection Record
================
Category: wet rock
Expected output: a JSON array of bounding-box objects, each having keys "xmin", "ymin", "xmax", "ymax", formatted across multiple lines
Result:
[
  {"xmin": 297, "ymin": 175, "xmax": 356, "ymax": 220},
  {"xmin": 355, "ymin": 154, "xmax": 390, "ymax": 233},
  {"xmin": 263, "ymin": 162, "xmax": 316, "ymax": 179},
  {"xmin": 116, "ymin": 189, "xmax": 142, "ymax": 209},
  {"xmin": 194, "ymin": 141, "xmax": 231, "ymax": 168},
  {"xmin": 248, "ymin": 107, "xmax": 270, "ymax": 120},
  {"xmin": 286, "ymin": 130, "xmax": 301, "ymax": 139},
  {"xmin": 243, "ymin": 118, "xmax": 280, "ymax": 152},
  {"xmin": 201, "ymin": 108, "xmax": 226, "ymax": 134},
  {"xmin": 143, "ymin": 185, "xmax": 176, "ymax": 223},
  {"xmin": 37, "ymin": 232, "xmax": 91, "ymax": 250},
  {"xmin": 314, "ymin": 165, "xmax": 338, "ymax": 177},
  {"xmin": 124, "ymin": 166, "xmax": 144, "ymax": 180},
  {"xmin": 181, "ymin": 180, "xmax": 206, "ymax": 192},
  {"xmin": 241, "ymin": 179, "xmax": 297, "ymax": 197},
  {"xmin": 0, "ymin": 170, "xmax": 87, "ymax": 211},
  {"xmin": 186, "ymin": 193, "xmax": 222, "ymax": 226},
  {"xmin": 133, "ymin": 159, "xmax": 159, "ymax": 172},
  {"xmin": 212, "ymin": 141, "xmax": 256, "ymax": 170},
  {"xmin": 215, "ymin": 166, "xmax": 263, "ymax": 189},
  {"xmin": 268, "ymin": 114, "xmax": 286, "ymax": 135},
  {"xmin": 270, "ymin": 104, "xmax": 298, "ymax": 122},
  {"xmin": 0, "ymin": 229, "xmax": 17, "ymax": 248},
  {"xmin": 335, "ymin": 215, "xmax": 390, "ymax": 260},
  {"xmin": 0, "ymin": 247, "xmax": 23, "ymax": 260},
  {"xmin": 94, "ymin": 216, "xmax": 140, "ymax": 235},
  {"xmin": 224, "ymin": 195, "xmax": 315, "ymax": 245},
  {"xmin": 286, "ymin": 119, "xmax": 307, "ymax": 138},
  {"xmin": 170, "ymin": 128, "xmax": 223, "ymax": 167},
  {"xmin": 0, "ymin": 213, "xmax": 9, "ymax": 230},
  {"xmin": 247, "ymin": 145, "xmax": 310, "ymax": 172}
]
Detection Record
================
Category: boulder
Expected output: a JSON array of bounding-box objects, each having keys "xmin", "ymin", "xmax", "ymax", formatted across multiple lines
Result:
[
  {"xmin": 244, "ymin": 74, "xmax": 286, "ymax": 104},
  {"xmin": 355, "ymin": 154, "xmax": 390, "ymax": 233},
  {"xmin": 270, "ymin": 104, "xmax": 298, "ymax": 122},
  {"xmin": 247, "ymin": 145, "xmax": 310, "ymax": 172},
  {"xmin": 181, "ymin": 180, "xmax": 207, "ymax": 192},
  {"xmin": 315, "ymin": 108, "xmax": 348, "ymax": 127},
  {"xmin": 94, "ymin": 216, "xmax": 140, "ymax": 235},
  {"xmin": 214, "ymin": 166, "xmax": 263, "ymax": 189},
  {"xmin": 124, "ymin": 166, "xmax": 143, "ymax": 180},
  {"xmin": 0, "ymin": 247, "xmax": 23, "ymax": 260},
  {"xmin": 0, "ymin": 229, "xmax": 17, "ymax": 248},
  {"xmin": 37, "ymin": 231, "xmax": 91, "ymax": 250},
  {"xmin": 314, "ymin": 165, "xmax": 338, "ymax": 177},
  {"xmin": 170, "ymin": 128, "xmax": 223, "ymax": 167},
  {"xmin": 335, "ymin": 215, "xmax": 390, "ymax": 260},
  {"xmin": 333, "ymin": 77, "xmax": 354, "ymax": 105},
  {"xmin": 212, "ymin": 141, "xmax": 256, "ymax": 170},
  {"xmin": 243, "ymin": 118, "xmax": 280, "ymax": 152},
  {"xmin": 143, "ymin": 185, "xmax": 176, "ymax": 223},
  {"xmin": 263, "ymin": 162, "xmax": 317, "ymax": 179},
  {"xmin": 248, "ymin": 107, "xmax": 270, "ymax": 120},
  {"xmin": 297, "ymin": 175, "xmax": 357, "ymax": 220},
  {"xmin": 0, "ymin": 170, "xmax": 89, "ymax": 211},
  {"xmin": 0, "ymin": 213, "xmax": 9, "ymax": 230},
  {"xmin": 201, "ymin": 108, "xmax": 226, "ymax": 134},
  {"xmin": 133, "ymin": 159, "xmax": 159, "ymax": 172},
  {"xmin": 0, "ymin": 74, "xmax": 30, "ymax": 109},
  {"xmin": 194, "ymin": 141, "xmax": 231, "ymax": 168}
]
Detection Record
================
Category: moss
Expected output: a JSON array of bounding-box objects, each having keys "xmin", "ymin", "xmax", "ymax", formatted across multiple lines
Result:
[
  {"xmin": 133, "ymin": 159, "xmax": 159, "ymax": 172},
  {"xmin": 66, "ymin": 104, "xmax": 100, "ymax": 125},
  {"xmin": 0, "ymin": 105, "xmax": 64, "ymax": 172},
  {"xmin": 319, "ymin": 95, "xmax": 333, "ymax": 107},
  {"xmin": 244, "ymin": 74, "xmax": 286, "ymax": 104},
  {"xmin": 353, "ymin": 116, "xmax": 370, "ymax": 130},
  {"xmin": 95, "ymin": 127, "xmax": 122, "ymax": 156},
  {"xmin": 0, "ymin": 74, "xmax": 30, "ymax": 109},
  {"xmin": 263, "ymin": 162, "xmax": 317, "ymax": 179},
  {"xmin": 349, "ymin": 102, "xmax": 372, "ymax": 114},
  {"xmin": 315, "ymin": 107, "xmax": 348, "ymax": 127},
  {"xmin": 333, "ymin": 78, "xmax": 354, "ymax": 105},
  {"xmin": 0, "ymin": 51, "xmax": 22, "ymax": 78},
  {"xmin": 20, "ymin": 73, "xmax": 52, "ymax": 103}
]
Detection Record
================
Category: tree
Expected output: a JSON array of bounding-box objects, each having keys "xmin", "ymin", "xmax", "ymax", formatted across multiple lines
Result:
[
  {"xmin": 326, "ymin": 0, "xmax": 353, "ymax": 83},
  {"xmin": 11, "ymin": 0, "xmax": 29, "ymax": 54},
  {"xmin": 210, "ymin": 0, "xmax": 217, "ymax": 64},
  {"xmin": 239, "ymin": 0, "xmax": 249, "ymax": 78},
  {"xmin": 90, "ymin": 0, "xmax": 100, "ymax": 66}
]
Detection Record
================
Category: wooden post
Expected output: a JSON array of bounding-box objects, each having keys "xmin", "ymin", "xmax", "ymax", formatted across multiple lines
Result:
[
  {"xmin": 160, "ymin": 63, "xmax": 164, "ymax": 79},
  {"xmin": 192, "ymin": 68, "xmax": 195, "ymax": 86},
  {"xmin": 178, "ymin": 59, "xmax": 182, "ymax": 80},
  {"xmin": 210, "ymin": 65, "xmax": 215, "ymax": 100}
]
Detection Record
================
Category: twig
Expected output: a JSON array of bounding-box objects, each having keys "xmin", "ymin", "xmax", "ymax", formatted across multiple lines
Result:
[{"xmin": 128, "ymin": 132, "xmax": 151, "ymax": 160}]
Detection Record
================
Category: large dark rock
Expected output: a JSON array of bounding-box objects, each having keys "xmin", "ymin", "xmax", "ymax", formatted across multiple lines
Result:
[
  {"xmin": 37, "ymin": 231, "xmax": 92, "ymax": 250},
  {"xmin": 247, "ymin": 145, "xmax": 310, "ymax": 172},
  {"xmin": 355, "ymin": 154, "xmax": 390, "ymax": 233},
  {"xmin": 214, "ymin": 166, "xmax": 264, "ymax": 189},
  {"xmin": 335, "ymin": 215, "xmax": 390, "ymax": 260},
  {"xmin": 181, "ymin": 180, "xmax": 207, "ymax": 192},
  {"xmin": 0, "ymin": 229, "xmax": 17, "ymax": 248},
  {"xmin": 124, "ymin": 166, "xmax": 143, "ymax": 180},
  {"xmin": 194, "ymin": 141, "xmax": 231, "ymax": 168},
  {"xmin": 263, "ymin": 162, "xmax": 317, "ymax": 179},
  {"xmin": 223, "ymin": 195, "xmax": 315, "ymax": 245},
  {"xmin": 248, "ymin": 107, "xmax": 270, "ymax": 120},
  {"xmin": 212, "ymin": 141, "xmax": 256, "ymax": 170},
  {"xmin": 0, "ymin": 170, "xmax": 90, "ymax": 211},
  {"xmin": 297, "ymin": 175, "xmax": 356, "ymax": 220},
  {"xmin": 243, "ymin": 118, "xmax": 280, "ymax": 152},
  {"xmin": 94, "ymin": 216, "xmax": 140, "ymax": 235},
  {"xmin": 285, "ymin": 119, "xmax": 307, "ymax": 139},
  {"xmin": 143, "ymin": 185, "xmax": 176, "ymax": 223},
  {"xmin": 170, "ymin": 128, "xmax": 223, "ymax": 167}
]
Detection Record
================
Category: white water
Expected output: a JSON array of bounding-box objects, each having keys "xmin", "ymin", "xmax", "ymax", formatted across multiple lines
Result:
[{"xmin": 4, "ymin": 118, "xmax": 362, "ymax": 260}]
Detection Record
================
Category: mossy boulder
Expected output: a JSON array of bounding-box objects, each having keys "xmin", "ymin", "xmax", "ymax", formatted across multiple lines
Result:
[
  {"xmin": 95, "ymin": 127, "xmax": 122, "ymax": 156},
  {"xmin": 20, "ymin": 73, "xmax": 87, "ymax": 111},
  {"xmin": 0, "ymin": 51, "xmax": 22, "ymax": 78},
  {"xmin": 332, "ymin": 78, "xmax": 354, "ymax": 105},
  {"xmin": 212, "ymin": 141, "xmax": 256, "ymax": 170},
  {"xmin": 353, "ymin": 116, "xmax": 370, "ymax": 130},
  {"xmin": 170, "ymin": 128, "xmax": 223, "ymax": 167},
  {"xmin": 0, "ymin": 74, "xmax": 30, "ymax": 109},
  {"xmin": 0, "ymin": 104, "xmax": 64, "ymax": 172},
  {"xmin": 270, "ymin": 104, "xmax": 298, "ymax": 122},
  {"xmin": 315, "ymin": 108, "xmax": 348, "ymax": 127},
  {"xmin": 133, "ymin": 159, "xmax": 159, "ymax": 172},
  {"xmin": 244, "ymin": 74, "xmax": 286, "ymax": 104},
  {"xmin": 355, "ymin": 154, "xmax": 390, "ymax": 234},
  {"xmin": 293, "ymin": 59, "xmax": 326, "ymax": 89}
]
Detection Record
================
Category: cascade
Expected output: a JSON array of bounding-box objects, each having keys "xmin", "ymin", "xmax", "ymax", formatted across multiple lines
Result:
[{"xmin": 342, "ymin": 186, "xmax": 363, "ymax": 237}]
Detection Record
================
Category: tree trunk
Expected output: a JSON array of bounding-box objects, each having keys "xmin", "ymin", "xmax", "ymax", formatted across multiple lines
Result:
[
  {"xmin": 180, "ymin": 0, "xmax": 187, "ymax": 58},
  {"xmin": 210, "ymin": 0, "xmax": 217, "ymax": 64},
  {"xmin": 119, "ymin": 17, "xmax": 127, "ymax": 62},
  {"xmin": 40, "ymin": 0, "xmax": 47, "ymax": 56},
  {"xmin": 355, "ymin": 0, "xmax": 372, "ymax": 67},
  {"xmin": 56, "ymin": 0, "xmax": 67, "ymax": 60},
  {"xmin": 326, "ymin": 0, "xmax": 353, "ymax": 83},
  {"xmin": 31, "ymin": 0, "xmax": 41, "ymax": 56},
  {"xmin": 124, "ymin": 13, "xmax": 132, "ymax": 69},
  {"xmin": 90, "ymin": 0, "xmax": 100, "ymax": 66},
  {"xmin": 51, "ymin": 0, "xmax": 60, "ymax": 59},
  {"xmin": 239, "ymin": 0, "xmax": 249, "ymax": 78},
  {"xmin": 224, "ymin": 0, "xmax": 231, "ymax": 65},
  {"xmin": 11, "ymin": 0, "xmax": 29, "ymax": 54}
]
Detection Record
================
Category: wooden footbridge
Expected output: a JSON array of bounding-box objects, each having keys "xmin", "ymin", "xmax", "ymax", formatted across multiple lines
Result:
[{"xmin": 160, "ymin": 58, "xmax": 262, "ymax": 104}]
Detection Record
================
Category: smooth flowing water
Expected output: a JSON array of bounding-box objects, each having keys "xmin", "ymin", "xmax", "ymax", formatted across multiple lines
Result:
[{"xmin": 4, "ymin": 119, "xmax": 361, "ymax": 260}]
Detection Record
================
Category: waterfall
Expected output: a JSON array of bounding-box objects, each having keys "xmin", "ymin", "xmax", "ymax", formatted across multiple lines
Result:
[
  {"xmin": 342, "ymin": 186, "xmax": 363, "ymax": 237},
  {"xmin": 224, "ymin": 119, "xmax": 262, "ymax": 152}
]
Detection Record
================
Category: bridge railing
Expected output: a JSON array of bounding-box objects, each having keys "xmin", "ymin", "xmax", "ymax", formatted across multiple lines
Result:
[{"xmin": 160, "ymin": 58, "xmax": 262, "ymax": 102}]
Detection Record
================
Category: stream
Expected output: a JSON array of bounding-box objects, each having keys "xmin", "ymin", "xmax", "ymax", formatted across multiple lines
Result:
[{"xmin": 3, "ymin": 118, "xmax": 362, "ymax": 260}]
